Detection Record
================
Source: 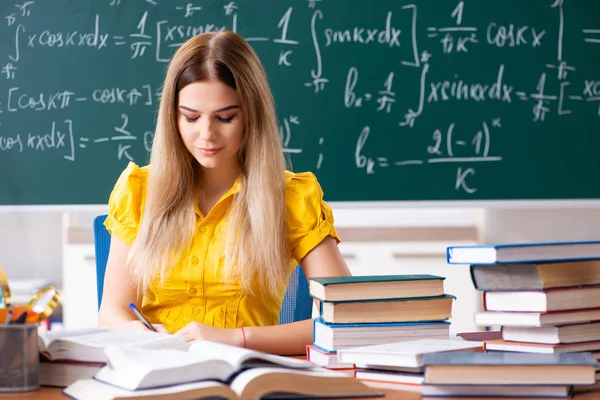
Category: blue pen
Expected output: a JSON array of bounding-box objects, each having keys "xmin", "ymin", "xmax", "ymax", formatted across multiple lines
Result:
[{"xmin": 129, "ymin": 303, "xmax": 157, "ymax": 332}]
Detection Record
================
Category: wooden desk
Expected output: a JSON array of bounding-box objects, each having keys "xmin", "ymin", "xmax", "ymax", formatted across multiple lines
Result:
[{"xmin": 1, "ymin": 385, "xmax": 599, "ymax": 399}]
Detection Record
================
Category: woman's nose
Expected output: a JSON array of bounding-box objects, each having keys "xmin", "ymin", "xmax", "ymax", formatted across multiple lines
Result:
[{"xmin": 199, "ymin": 119, "xmax": 217, "ymax": 141}]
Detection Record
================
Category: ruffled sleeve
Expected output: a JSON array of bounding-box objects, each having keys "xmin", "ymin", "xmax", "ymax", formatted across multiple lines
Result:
[
  {"xmin": 103, "ymin": 162, "xmax": 148, "ymax": 246},
  {"xmin": 285, "ymin": 171, "xmax": 340, "ymax": 263}
]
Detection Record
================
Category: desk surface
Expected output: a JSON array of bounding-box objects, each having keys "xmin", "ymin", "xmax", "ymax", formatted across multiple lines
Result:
[{"xmin": 2, "ymin": 385, "xmax": 600, "ymax": 399}]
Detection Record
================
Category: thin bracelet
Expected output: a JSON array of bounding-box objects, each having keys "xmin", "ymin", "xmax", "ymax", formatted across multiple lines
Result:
[{"xmin": 240, "ymin": 326, "xmax": 247, "ymax": 348}]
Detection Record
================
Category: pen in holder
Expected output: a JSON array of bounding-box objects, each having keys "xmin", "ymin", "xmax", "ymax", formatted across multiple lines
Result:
[{"xmin": 0, "ymin": 323, "xmax": 40, "ymax": 392}]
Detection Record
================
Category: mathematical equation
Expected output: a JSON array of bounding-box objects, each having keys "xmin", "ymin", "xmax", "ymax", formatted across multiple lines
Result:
[{"xmin": 1, "ymin": 0, "xmax": 599, "ymax": 199}]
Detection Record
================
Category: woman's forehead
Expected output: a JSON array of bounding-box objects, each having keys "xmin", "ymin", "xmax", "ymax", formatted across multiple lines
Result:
[{"xmin": 178, "ymin": 81, "xmax": 240, "ymax": 111}]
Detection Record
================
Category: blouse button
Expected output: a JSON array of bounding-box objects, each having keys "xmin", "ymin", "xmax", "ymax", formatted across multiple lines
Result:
[
  {"xmin": 189, "ymin": 288, "xmax": 197, "ymax": 295},
  {"xmin": 191, "ymin": 256, "xmax": 199, "ymax": 264},
  {"xmin": 200, "ymin": 226, "xmax": 208, "ymax": 233},
  {"xmin": 192, "ymin": 307, "xmax": 201, "ymax": 315}
]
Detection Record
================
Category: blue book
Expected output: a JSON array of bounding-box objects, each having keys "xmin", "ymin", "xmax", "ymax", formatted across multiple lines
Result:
[
  {"xmin": 446, "ymin": 240, "xmax": 600, "ymax": 265},
  {"xmin": 423, "ymin": 352, "xmax": 599, "ymax": 386},
  {"xmin": 312, "ymin": 318, "xmax": 450, "ymax": 353}
]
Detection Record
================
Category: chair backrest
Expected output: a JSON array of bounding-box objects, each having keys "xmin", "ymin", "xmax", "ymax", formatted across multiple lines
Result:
[{"xmin": 92, "ymin": 215, "xmax": 313, "ymax": 324}]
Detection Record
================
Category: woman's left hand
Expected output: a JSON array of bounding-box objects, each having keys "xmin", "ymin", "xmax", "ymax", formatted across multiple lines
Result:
[{"xmin": 174, "ymin": 322, "xmax": 244, "ymax": 346}]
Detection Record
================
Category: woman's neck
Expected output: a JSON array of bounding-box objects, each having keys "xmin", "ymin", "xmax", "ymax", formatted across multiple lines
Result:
[{"xmin": 197, "ymin": 164, "xmax": 242, "ymax": 215}]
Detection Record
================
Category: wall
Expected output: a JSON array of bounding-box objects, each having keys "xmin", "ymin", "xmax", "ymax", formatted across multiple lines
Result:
[
  {"xmin": 0, "ymin": 212, "xmax": 63, "ymax": 283},
  {"xmin": 482, "ymin": 208, "xmax": 600, "ymax": 243}
]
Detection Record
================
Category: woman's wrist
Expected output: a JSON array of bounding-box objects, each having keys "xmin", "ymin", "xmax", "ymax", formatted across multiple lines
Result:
[{"xmin": 240, "ymin": 327, "xmax": 247, "ymax": 348}]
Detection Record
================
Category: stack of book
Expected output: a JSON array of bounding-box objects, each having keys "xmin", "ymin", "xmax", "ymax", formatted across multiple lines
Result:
[
  {"xmin": 337, "ymin": 338, "xmax": 483, "ymax": 385},
  {"xmin": 306, "ymin": 275, "xmax": 455, "ymax": 371},
  {"xmin": 448, "ymin": 240, "xmax": 600, "ymax": 385}
]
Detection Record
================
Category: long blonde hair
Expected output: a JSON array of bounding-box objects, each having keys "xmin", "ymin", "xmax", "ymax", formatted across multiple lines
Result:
[{"xmin": 129, "ymin": 31, "xmax": 289, "ymax": 298}]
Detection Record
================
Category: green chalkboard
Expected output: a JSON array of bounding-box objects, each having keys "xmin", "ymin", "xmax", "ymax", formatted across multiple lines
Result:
[{"xmin": 1, "ymin": 0, "xmax": 599, "ymax": 205}]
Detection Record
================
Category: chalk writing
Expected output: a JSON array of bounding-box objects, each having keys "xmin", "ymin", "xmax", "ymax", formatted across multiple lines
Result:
[{"xmin": 1, "ymin": 0, "xmax": 599, "ymax": 204}]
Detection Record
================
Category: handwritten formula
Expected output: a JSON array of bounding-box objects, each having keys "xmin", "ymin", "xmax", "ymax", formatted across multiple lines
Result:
[{"xmin": 1, "ymin": 0, "xmax": 599, "ymax": 204}]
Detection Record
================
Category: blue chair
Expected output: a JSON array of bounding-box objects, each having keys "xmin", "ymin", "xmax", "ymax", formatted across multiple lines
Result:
[{"xmin": 93, "ymin": 215, "xmax": 312, "ymax": 324}]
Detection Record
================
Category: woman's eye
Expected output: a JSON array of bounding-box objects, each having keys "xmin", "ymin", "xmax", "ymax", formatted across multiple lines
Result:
[
  {"xmin": 217, "ymin": 114, "xmax": 237, "ymax": 124},
  {"xmin": 184, "ymin": 115, "xmax": 198, "ymax": 123}
]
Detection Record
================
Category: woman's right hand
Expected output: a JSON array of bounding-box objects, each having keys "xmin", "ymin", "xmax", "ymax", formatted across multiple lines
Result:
[{"xmin": 123, "ymin": 320, "xmax": 168, "ymax": 333}]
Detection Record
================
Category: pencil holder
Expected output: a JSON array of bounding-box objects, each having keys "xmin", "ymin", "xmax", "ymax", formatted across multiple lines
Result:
[{"xmin": 0, "ymin": 324, "xmax": 40, "ymax": 392}]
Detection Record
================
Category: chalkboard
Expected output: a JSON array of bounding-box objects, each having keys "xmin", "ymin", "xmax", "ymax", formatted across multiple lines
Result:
[{"xmin": 1, "ymin": 0, "xmax": 599, "ymax": 206}]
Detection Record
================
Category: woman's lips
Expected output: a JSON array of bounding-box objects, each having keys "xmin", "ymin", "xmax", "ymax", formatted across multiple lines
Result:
[{"xmin": 197, "ymin": 147, "xmax": 223, "ymax": 156}]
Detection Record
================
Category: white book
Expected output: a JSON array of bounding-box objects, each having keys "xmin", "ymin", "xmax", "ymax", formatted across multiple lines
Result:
[
  {"xmin": 95, "ymin": 341, "xmax": 314, "ymax": 390},
  {"xmin": 422, "ymin": 384, "xmax": 571, "ymax": 397},
  {"xmin": 306, "ymin": 346, "xmax": 355, "ymax": 369},
  {"xmin": 447, "ymin": 240, "xmax": 600, "ymax": 265},
  {"xmin": 337, "ymin": 339, "xmax": 483, "ymax": 369},
  {"xmin": 502, "ymin": 322, "xmax": 600, "ymax": 344},
  {"xmin": 475, "ymin": 309, "xmax": 600, "ymax": 327},
  {"xmin": 484, "ymin": 286, "xmax": 600, "ymax": 312},
  {"xmin": 355, "ymin": 369, "xmax": 424, "ymax": 385}
]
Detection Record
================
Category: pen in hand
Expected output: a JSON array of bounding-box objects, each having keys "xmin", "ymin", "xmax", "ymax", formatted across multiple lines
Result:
[{"xmin": 129, "ymin": 303, "xmax": 158, "ymax": 332}]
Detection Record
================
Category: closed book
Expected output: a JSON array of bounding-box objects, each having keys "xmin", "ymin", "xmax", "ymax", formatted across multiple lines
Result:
[
  {"xmin": 421, "ymin": 384, "xmax": 572, "ymax": 398},
  {"xmin": 470, "ymin": 260, "xmax": 600, "ymax": 291},
  {"xmin": 319, "ymin": 295, "xmax": 454, "ymax": 324},
  {"xmin": 483, "ymin": 285, "xmax": 600, "ymax": 312},
  {"xmin": 337, "ymin": 339, "xmax": 482, "ymax": 369},
  {"xmin": 309, "ymin": 274, "xmax": 445, "ymax": 302},
  {"xmin": 484, "ymin": 339, "xmax": 600, "ymax": 354},
  {"xmin": 306, "ymin": 345, "xmax": 355, "ymax": 370},
  {"xmin": 475, "ymin": 308, "xmax": 600, "ymax": 327},
  {"xmin": 502, "ymin": 322, "xmax": 600, "ymax": 344},
  {"xmin": 447, "ymin": 240, "xmax": 600, "ymax": 265},
  {"xmin": 423, "ymin": 352, "xmax": 599, "ymax": 385},
  {"xmin": 313, "ymin": 319, "xmax": 450, "ymax": 352},
  {"xmin": 355, "ymin": 369, "xmax": 424, "ymax": 385}
]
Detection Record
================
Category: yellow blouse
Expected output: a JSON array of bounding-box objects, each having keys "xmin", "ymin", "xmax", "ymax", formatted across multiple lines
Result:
[{"xmin": 104, "ymin": 162, "xmax": 340, "ymax": 333}]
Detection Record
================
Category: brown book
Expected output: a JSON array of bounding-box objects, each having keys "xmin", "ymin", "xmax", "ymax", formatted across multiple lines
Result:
[
  {"xmin": 423, "ymin": 352, "xmax": 598, "ymax": 385},
  {"xmin": 457, "ymin": 331, "xmax": 502, "ymax": 342},
  {"xmin": 471, "ymin": 260, "xmax": 600, "ymax": 291},
  {"xmin": 320, "ymin": 295, "xmax": 454, "ymax": 324}
]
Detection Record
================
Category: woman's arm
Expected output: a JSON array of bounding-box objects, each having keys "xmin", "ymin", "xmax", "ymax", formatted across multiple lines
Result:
[
  {"xmin": 174, "ymin": 236, "xmax": 351, "ymax": 353},
  {"xmin": 243, "ymin": 236, "xmax": 351, "ymax": 354},
  {"xmin": 97, "ymin": 236, "xmax": 153, "ymax": 331}
]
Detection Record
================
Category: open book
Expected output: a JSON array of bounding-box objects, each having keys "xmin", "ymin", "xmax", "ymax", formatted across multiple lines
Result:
[
  {"xmin": 65, "ymin": 368, "xmax": 381, "ymax": 400},
  {"xmin": 95, "ymin": 341, "xmax": 319, "ymax": 390},
  {"xmin": 39, "ymin": 327, "xmax": 188, "ymax": 363}
]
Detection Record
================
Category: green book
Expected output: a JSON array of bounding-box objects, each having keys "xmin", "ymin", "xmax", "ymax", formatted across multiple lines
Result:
[{"xmin": 309, "ymin": 274, "xmax": 445, "ymax": 302}]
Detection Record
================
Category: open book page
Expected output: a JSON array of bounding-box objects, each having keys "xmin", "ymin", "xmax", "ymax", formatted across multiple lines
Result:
[
  {"xmin": 187, "ymin": 341, "xmax": 314, "ymax": 371},
  {"xmin": 96, "ymin": 346, "xmax": 235, "ymax": 390},
  {"xmin": 39, "ymin": 327, "xmax": 110, "ymax": 350},
  {"xmin": 40, "ymin": 329, "xmax": 188, "ymax": 362},
  {"xmin": 229, "ymin": 367, "xmax": 382, "ymax": 399}
]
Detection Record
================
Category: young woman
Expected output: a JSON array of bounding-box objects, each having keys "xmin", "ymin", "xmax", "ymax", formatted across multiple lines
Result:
[{"xmin": 98, "ymin": 31, "xmax": 351, "ymax": 355}]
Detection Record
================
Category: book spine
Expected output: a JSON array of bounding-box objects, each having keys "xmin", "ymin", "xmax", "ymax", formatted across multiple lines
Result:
[
  {"xmin": 483, "ymin": 291, "xmax": 489, "ymax": 311},
  {"xmin": 469, "ymin": 265, "xmax": 481, "ymax": 290}
]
